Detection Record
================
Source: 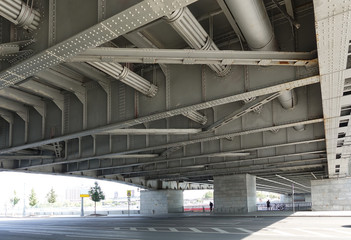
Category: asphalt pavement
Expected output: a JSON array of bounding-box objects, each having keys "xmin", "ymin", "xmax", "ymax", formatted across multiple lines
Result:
[{"xmin": 0, "ymin": 212, "xmax": 351, "ymax": 240}]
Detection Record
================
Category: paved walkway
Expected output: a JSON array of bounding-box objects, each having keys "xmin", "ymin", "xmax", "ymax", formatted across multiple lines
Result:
[{"xmin": 2, "ymin": 211, "xmax": 351, "ymax": 219}]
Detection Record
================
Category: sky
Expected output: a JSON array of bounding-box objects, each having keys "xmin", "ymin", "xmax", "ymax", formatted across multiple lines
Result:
[
  {"xmin": 0, "ymin": 171, "xmax": 212, "ymax": 206},
  {"xmin": 0, "ymin": 171, "xmax": 140, "ymax": 206}
]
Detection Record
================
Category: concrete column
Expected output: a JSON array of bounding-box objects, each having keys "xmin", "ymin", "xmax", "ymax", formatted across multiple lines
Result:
[
  {"xmin": 140, "ymin": 190, "xmax": 183, "ymax": 215},
  {"xmin": 304, "ymin": 193, "xmax": 311, "ymax": 202},
  {"xmin": 214, "ymin": 174, "xmax": 256, "ymax": 213},
  {"xmin": 311, "ymin": 177, "xmax": 351, "ymax": 211}
]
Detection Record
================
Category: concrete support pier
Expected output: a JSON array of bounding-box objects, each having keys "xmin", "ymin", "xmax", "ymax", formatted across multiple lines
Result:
[
  {"xmin": 214, "ymin": 174, "xmax": 256, "ymax": 213},
  {"xmin": 140, "ymin": 190, "xmax": 183, "ymax": 215},
  {"xmin": 311, "ymin": 177, "xmax": 351, "ymax": 211}
]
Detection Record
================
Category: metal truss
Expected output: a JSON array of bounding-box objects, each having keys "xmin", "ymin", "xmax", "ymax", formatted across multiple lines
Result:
[
  {"xmin": 0, "ymin": 75, "xmax": 320, "ymax": 155},
  {"xmin": 314, "ymin": 0, "xmax": 351, "ymax": 177},
  {"xmin": 19, "ymin": 79, "xmax": 64, "ymax": 111},
  {"xmin": 97, "ymin": 156, "xmax": 326, "ymax": 178},
  {"xmin": 0, "ymin": 96, "xmax": 28, "ymax": 122},
  {"xmin": 117, "ymin": 162, "xmax": 326, "ymax": 185},
  {"xmin": 205, "ymin": 93, "xmax": 281, "ymax": 132},
  {"xmin": 66, "ymin": 150, "xmax": 325, "ymax": 174},
  {"xmin": 0, "ymin": 87, "xmax": 45, "ymax": 117},
  {"xmin": 71, "ymin": 47, "xmax": 318, "ymax": 67},
  {"xmin": 17, "ymin": 118, "xmax": 323, "ymax": 170},
  {"xmin": 0, "ymin": 0, "xmax": 198, "ymax": 89}
]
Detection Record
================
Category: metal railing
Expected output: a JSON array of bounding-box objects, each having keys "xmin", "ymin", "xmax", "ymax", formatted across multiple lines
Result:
[{"xmin": 257, "ymin": 202, "xmax": 312, "ymax": 211}]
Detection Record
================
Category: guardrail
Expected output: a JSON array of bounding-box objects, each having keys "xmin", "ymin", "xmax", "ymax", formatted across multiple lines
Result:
[
  {"xmin": 257, "ymin": 202, "xmax": 312, "ymax": 211},
  {"xmin": 184, "ymin": 205, "xmax": 211, "ymax": 212}
]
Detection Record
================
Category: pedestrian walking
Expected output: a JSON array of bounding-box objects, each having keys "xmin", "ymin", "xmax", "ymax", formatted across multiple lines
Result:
[
  {"xmin": 209, "ymin": 202, "xmax": 213, "ymax": 212},
  {"xmin": 266, "ymin": 200, "xmax": 271, "ymax": 211}
]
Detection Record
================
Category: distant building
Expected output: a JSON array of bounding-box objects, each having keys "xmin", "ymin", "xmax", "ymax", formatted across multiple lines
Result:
[
  {"xmin": 113, "ymin": 192, "xmax": 118, "ymax": 200},
  {"xmin": 65, "ymin": 188, "xmax": 80, "ymax": 202}
]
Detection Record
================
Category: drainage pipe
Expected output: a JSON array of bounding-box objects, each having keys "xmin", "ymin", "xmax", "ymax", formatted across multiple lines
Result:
[
  {"xmin": 88, "ymin": 62, "xmax": 158, "ymax": 98},
  {"xmin": 224, "ymin": 0, "xmax": 303, "ymax": 131},
  {"xmin": 165, "ymin": 7, "xmax": 231, "ymax": 77},
  {"xmin": 0, "ymin": 0, "xmax": 40, "ymax": 31}
]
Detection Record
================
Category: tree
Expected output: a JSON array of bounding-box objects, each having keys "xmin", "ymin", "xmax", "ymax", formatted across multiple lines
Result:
[
  {"xmin": 46, "ymin": 187, "xmax": 57, "ymax": 204},
  {"xmin": 88, "ymin": 182, "xmax": 105, "ymax": 214},
  {"xmin": 203, "ymin": 191, "xmax": 213, "ymax": 199},
  {"xmin": 29, "ymin": 188, "xmax": 38, "ymax": 207},
  {"xmin": 10, "ymin": 191, "xmax": 20, "ymax": 207}
]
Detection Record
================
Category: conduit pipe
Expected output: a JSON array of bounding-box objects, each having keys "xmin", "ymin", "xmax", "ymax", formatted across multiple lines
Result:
[
  {"xmin": 165, "ymin": 7, "xmax": 231, "ymax": 77},
  {"xmin": 224, "ymin": 0, "xmax": 303, "ymax": 131},
  {"xmin": 88, "ymin": 62, "xmax": 158, "ymax": 98},
  {"xmin": 0, "ymin": 0, "xmax": 40, "ymax": 31}
]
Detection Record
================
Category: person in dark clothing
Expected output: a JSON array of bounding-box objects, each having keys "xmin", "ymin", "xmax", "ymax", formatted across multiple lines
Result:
[
  {"xmin": 266, "ymin": 200, "xmax": 271, "ymax": 210},
  {"xmin": 209, "ymin": 202, "xmax": 213, "ymax": 212}
]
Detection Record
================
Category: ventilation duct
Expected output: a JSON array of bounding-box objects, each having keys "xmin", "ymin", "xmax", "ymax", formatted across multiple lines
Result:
[
  {"xmin": 224, "ymin": 0, "xmax": 303, "ymax": 130},
  {"xmin": 0, "ymin": 0, "xmax": 40, "ymax": 31},
  {"xmin": 165, "ymin": 7, "xmax": 231, "ymax": 77},
  {"xmin": 88, "ymin": 62, "xmax": 158, "ymax": 98}
]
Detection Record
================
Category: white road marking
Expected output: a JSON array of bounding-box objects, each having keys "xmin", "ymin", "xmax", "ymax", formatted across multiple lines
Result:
[
  {"xmin": 269, "ymin": 229, "xmax": 296, "ymax": 236},
  {"xmin": 148, "ymin": 228, "xmax": 157, "ymax": 231},
  {"xmin": 236, "ymin": 228, "xmax": 253, "ymax": 234},
  {"xmin": 169, "ymin": 228, "xmax": 178, "ymax": 232},
  {"xmin": 66, "ymin": 235, "xmax": 140, "ymax": 240},
  {"xmin": 130, "ymin": 227, "xmax": 137, "ymax": 231},
  {"xmin": 9, "ymin": 230, "xmax": 52, "ymax": 236},
  {"xmin": 189, "ymin": 227, "xmax": 202, "ymax": 233},
  {"xmin": 327, "ymin": 228, "xmax": 351, "ymax": 235},
  {"xmin": 212, "ymin": 228, "xmax": 229, "ymax": 234},
  {"xmin": 293, "ymin": 228, "xmax": 332, "ymax": 237}
]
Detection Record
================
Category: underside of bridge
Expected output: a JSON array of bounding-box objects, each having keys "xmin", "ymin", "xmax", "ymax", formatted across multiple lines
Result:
[{"xmin": 0, "ymin": 0, "xmax": 350, "ymax": 204}]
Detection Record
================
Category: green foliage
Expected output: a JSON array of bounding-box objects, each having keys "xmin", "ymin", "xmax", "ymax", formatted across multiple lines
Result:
[
  {"xmin": 10, "ymin": 191, "xmax": 20, "ymax": 207},
  {"xmin": 203, "ymin": 191, "xmax": 213, "ymax": 199},
  {"xmin": 89, "ymin": 182, "xmax": 105, "ymax": 214},
  {"xmin": 29, "ymin": 188, "xmax": 38, "ymax": 207},
  {"xmin": 46, "ymin": 188, "xmax": 57, "ymax": 204},
  {"xmin": 89, "ymin": 182, "xmax": 105, "ymax": 203}
]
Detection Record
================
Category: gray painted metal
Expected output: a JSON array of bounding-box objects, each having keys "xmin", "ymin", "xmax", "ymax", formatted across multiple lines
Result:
[
  {"xmin": 0, "ymin": 75, "xmax": 320, "ymax": 154},
  {"xmin": 0, "ymin": 0, "xmax": 339, "ymax": 192},
  {"xmin": 314, "ymin": 0, "xmax": 351, "ymax": 177},
  {"xmin": 71, "ymin": 48, "xmax": 317, "ymax": 67},
  {"xmin": 0, "ymin": 0, "xmax": 198, "ymax": 88},
  {"xmin": 18, "ymin": 118, "xmax": 323, "ymax": 169}
]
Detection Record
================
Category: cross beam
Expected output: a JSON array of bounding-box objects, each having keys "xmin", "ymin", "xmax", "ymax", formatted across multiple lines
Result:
[
  {"xmin": 0, "ymin": 0, "xmax": 198, "ymax": 89},
  {"xmin": 0, "ymin": 75, "xmax": 320, "ymax": 154},
  {"xmin": 70, "ymin": 47, "xmax": 318, "ymax": 67}
]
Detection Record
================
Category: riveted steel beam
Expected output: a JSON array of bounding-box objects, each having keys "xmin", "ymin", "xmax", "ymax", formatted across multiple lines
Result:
[
  {"xmin": 17, "ymin": 118, "xmax": 323, "ymax": 170},
  {"xmin": 0, "ymin": 0, "xmax": 198, "ymax": 89},
  {"xmin": 66, "ymin": 150, "xmax": 325, "ymax": 174},
  {"xmin": 0, "ymin": 75, "xmax": 320, "ymax": 154},
  {"xmin": 0, "ymin": 96, "xmax": 28, "ymax": 122},
  {"xmin": 71, "ymin": 47, "xmax": 318, "ymax": 67},
  {"xmin": 19, "ymin": 79, "xmax": 64, "ymax": 111},
  {"xmin": 0, "ymin": 87, "xmax": 45, "ymax": 117}
]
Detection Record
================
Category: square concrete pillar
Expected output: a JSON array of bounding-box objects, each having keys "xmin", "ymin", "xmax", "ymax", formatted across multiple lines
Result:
[
  {"xmin": 214, "ymin": 174, "xmax": 256, "ymax": 213},
  {"xmin": 311, "ymin": 177, "xmax": 351, "ymax": 211},
  {"xmin": 140, "ymin": 190, "xmax": 183, "ymax": 215}
]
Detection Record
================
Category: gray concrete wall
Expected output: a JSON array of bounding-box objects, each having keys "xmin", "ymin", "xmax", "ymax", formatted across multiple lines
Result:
[
  {"xmin": 311, "ymin": 177, "xmax": 351, "ymax": 211},
  {"xmin": 167, "ymin": 190, "xmax": 184, "ymax": 213},
  {"xmin": 140, "ymin": 190, "xmax": 183, "ymax": 215},
  {"xmin": 214, "ymin": 174, "xmax": 256, "ymax": 213}
]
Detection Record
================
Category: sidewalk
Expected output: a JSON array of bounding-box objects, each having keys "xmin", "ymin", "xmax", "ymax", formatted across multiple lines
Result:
[{"xmin": 2, "ymin": 211, "xmax": 351, "ymax": 219}]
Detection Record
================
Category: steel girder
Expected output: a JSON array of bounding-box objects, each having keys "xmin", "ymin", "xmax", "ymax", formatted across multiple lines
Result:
[
  {"xmin": 17, "ymin": 118, "xmax": 323, "ymax": 170},
  {"xmin": 71, "ymin": 47, "xmax": 318, "ymax": 67},
  {"xmin": 0, "ymin": 75, "xmax": 320, "ymax": 155},
  {"xmin": 0, "ymin": 0, "xmax": 198, "ymax": 89}
]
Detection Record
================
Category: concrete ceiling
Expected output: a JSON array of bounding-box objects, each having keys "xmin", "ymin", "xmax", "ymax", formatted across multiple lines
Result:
[{"xmin": 0, "ymin": 0, "xmax": 348, "ymax": 194}]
